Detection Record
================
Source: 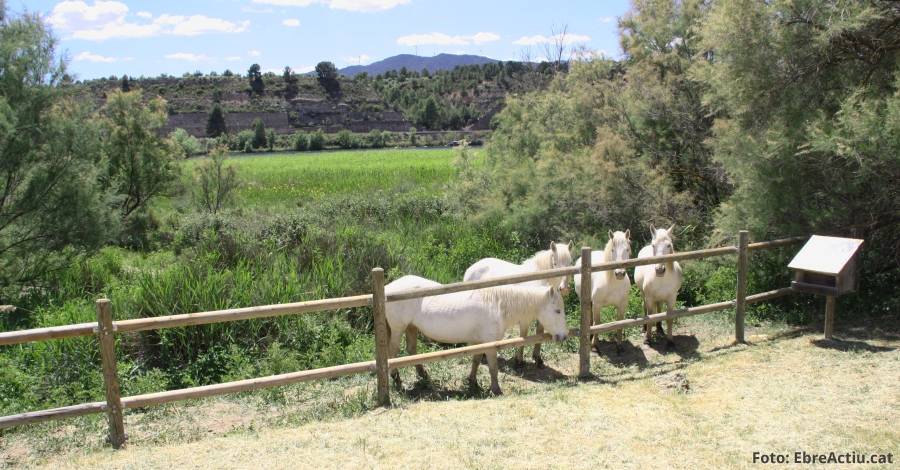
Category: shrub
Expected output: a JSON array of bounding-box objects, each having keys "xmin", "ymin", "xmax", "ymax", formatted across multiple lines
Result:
[
  {"xmin": 308, "ymin": 130, "xmax": 325, "ymax": 151},
  {"xmin": 293, "ymin": 132, "xmax": 308, "ymax": 151},
  {"xmin": 169, "ymin": 128, "xmax": 202, "ymax": 157},
  {"xmin": 336, "ymin": 129, "xmax": 356, "ymax": 149},
  {"xmin": 367, "ymin": 129, "xmax": 386, "ymax": 149},
  {"xmin": 251, "ymin": 118, "xmax": 267, "ymax": 149},
  {"xmin": 193, "ymin": 146, "xmax": 239, "ymax": 214}
]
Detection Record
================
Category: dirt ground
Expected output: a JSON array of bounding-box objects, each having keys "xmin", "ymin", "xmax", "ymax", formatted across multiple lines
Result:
[{"xmin": 2, "ymin": 316, "xmax": 898, "ymax": 469}]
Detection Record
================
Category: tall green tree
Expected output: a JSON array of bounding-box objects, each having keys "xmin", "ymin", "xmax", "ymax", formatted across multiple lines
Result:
[
  {"xmin": 0, "ymin": 10, "xmax": 112, "ymax": 292},
  {"xmin": 248, "ymin": 63, "xmax": 264, "ymax": 94},
  {"xmin": 251, "ymin": 118, "xmax": 267, "ymax": 149},
  {"xmin": 315, "ymin": 61, "xmax": 341, "ymax": 97},
  {"xmin": 206, "ymin": 103, "xmax": 227, "ymax": 137},
  {"xmin": 283, "ymin": 66, "xmax": 299, "ymax": 99},
  {"xmin": 99, "ymin": 90, "xmax": 178, "ymax": 220}
]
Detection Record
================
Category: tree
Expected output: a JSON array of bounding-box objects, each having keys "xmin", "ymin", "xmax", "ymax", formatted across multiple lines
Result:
[
  {"xmin": 696, "ymin": 0, "xmax": 900, "ymax": 289},
  {"xmin": 251, "ymin": 118, "xmax": 267, "ymax": 149},
  {"xmin": 248, "ymin": 63, "xmax": 264, "ymax": 94},
  {"xmin": 0, "ymin": 11, "xmax": 112, "ymax": 292},
  {"xmin": 283, "ymin": 66, "xmax": 299, "ymax": 99},
  {"xmin": 418, "ymin": 96, "xmax": 441, "ymax": 129},
  {"xmin": 206, "ymin": 104, "xmax": 227, "ymax": 137},
  {"xmin": 99, "ymin": 90, "xmax": 178, "ymax": 220},
  {"xmin": 194, "ymin": 146, "xmax": 238, "ymax": 214},
  {"xmin": 315, "ymin": 61, "xmax": 341, "ymax": 97},
  {"xmin": 121, "ymin": 75, "xmax": 131, "ymax": 92}
]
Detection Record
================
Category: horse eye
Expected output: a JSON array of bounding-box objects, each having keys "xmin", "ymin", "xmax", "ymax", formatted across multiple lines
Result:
[{"xmin": 555, "ymin": 309, "xmax": 562, "ymax": 314}]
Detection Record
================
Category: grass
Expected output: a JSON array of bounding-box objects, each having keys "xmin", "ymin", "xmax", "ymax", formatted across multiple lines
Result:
[
  {"xmin": 182, "ymin": 148, "xmax": 461, "ymax": 208},
  {"xmin": 3, "ymin": 315, "xmax": 897, "ymax": 468}
]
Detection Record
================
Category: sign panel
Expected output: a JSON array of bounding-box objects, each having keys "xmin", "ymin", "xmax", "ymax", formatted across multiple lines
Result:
[{"xmin": 788, "ymin": 235, "xmax": 863, "ymax": 275}]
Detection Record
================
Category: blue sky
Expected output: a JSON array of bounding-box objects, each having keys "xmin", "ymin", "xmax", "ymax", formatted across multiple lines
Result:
[{"xmin": 16, "ymin": 0, "xmax": 630, "ymax": 79}]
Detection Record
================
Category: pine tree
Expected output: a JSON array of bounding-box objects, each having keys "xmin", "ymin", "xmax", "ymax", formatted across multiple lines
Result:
[
  {"xmin": 206, "ymin": 104, "xmax": 227, "ymax": 137},
  {"xmin": 251, "ymin": 118, "xmax": 267, "ymax": 149},
  {"xmin": 248, "ymin": 63, "xmax": 264, "ymax": 94}
]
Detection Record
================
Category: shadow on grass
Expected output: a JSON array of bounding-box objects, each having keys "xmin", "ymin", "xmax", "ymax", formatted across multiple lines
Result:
[
  {"xmin": 810, "ymin": 338, "xmax": 896, "ymax": 353},
  {"xmin": 592, "ymin": 339, "xmax": 650, "ymax": 369},
  {"xmin": 496, "ymin": 357, "xmax": 569, "ymax": 383},
  {"xmin": 645, "ymin": 334, "xmax": 701, "ymax": 359}
]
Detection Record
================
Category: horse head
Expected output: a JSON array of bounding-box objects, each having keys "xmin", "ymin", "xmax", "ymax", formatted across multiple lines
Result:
[
  {"xmin": 537, "ymin": 287, "xmax": 569, "ymax": 342},
  {"xmin": 608, "ymin": 229, "xmax": 632, "ymax": 280},
  {"xmin": 550, "ymin": 241, "xmax": 574, "ymax": 294},
  {"xmin": 649, "ymin": 224, "xmax": 675, "ymax": 276}
]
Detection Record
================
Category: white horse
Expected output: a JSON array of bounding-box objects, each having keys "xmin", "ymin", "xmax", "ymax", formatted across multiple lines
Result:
[
  {"xmin": 634, "ymin": 225, "xmax": 682, "ymax": 345},
  {"xmin": 574, "ymin": 230, "xmax": 632, "ymax": 352},
  {"xmin": 384, "ymin": 275, "xmax": 569, "ymax": 395},
  {"xmin": 462, "ymin": 241, "xmax": 573, "ymax": 367}
]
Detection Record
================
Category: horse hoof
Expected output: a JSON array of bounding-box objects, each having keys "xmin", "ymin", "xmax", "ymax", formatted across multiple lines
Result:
[
  {"xmin": 533, "ymin": 358, "xmax": 545, "ymax": 369},
  {"xmin": 490, "ymin": 387, "xmax": 503, "ymax": 396}
]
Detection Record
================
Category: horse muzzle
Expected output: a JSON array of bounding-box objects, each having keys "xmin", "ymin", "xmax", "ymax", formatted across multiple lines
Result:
[
  {"xmin": 655, "ymin": 264, "xmax": 666, "ymax": 276},
  {"xmin": 614, "ymin": 269, "xmax": 626, "ymax": 280}
]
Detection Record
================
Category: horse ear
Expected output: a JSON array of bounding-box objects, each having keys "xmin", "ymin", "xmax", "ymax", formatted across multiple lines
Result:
[
  {"xmin": 667, "ymin": 224, "xmax": 675, "ymax": 236},
  {"xmin": 650, "ymin": 224, "xmax": 657, "ymax": 238},
  {"xmin": 550, "ymin": 241, "xmax": 557, "ymax": 252},
  {"xmin": 625, "ymin": 229, "xmax": 631, "ymax": 240},
  {"xmin": 608, "ymin": 229, "xmax": 614, "ymax": 241}
]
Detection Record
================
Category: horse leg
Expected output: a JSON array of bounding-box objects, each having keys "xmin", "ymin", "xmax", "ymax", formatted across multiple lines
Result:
[
  {"xmin": 468, "ymin": 354, "xmax": 483, "ymax": 390},
  {"xmin": 655, "ymin": 301, "xmax": 666, "ymax": 336},
  {"xmin": 389, "ymin": 325, "xmax": 403, "ymax": 389},
  {"xmin": 513, "ymin": 322, "xmax": 527, "ymax": 367},
  {"xmin": 591, "ymin": 302, "xmax": 601, "ymax": 354},
  {"xmin": 643, "ymin": 298, "xmax": 653, "ymax": 344},
  {"xmin": 531, "ymin": 322, "xmax": 544, "ymax": 368},
  {"xmin": 405, "ymin": 326, "xmax": 429, "ymax": 381},
  {"xmin": 486, "ymin": 349, "xmax": 502, "ymax": 396},
  {"xmin": 615, "ymin": 302, "xmax": 626, "ymax": 354},
  {"xmin": 665, "ymin": 298, "xmax": 676, "ymax": 347}
]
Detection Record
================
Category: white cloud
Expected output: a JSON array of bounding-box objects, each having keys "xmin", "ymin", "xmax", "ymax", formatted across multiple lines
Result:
[
  {"xmin": 252, "ymin": 0, "xmax": 409, "ymax": 12},
  {"xmin": 396, "ymin": 31, "xmax": 501, "ymax": 47},
  {"xmin": 282, "ymin": 18, "xmax": 301, "ymax": 27},
  {"xmin": 165, "ymin": 52, "xmax": 210, "ymax": 61},
  {"xmin": 513, "ymin": 33, "xmax": 592, "ymax": 46},
  {"xmin": 48, "ymin": 1, "xmax": 128, "ymax": 29},
  {"xmin": 154, "ymin": 15, "xmax": 250, "ymax": 36},
  {"xmin": 599, "ymin": 16, "xmax": 615, "ymax": 24},
  {"xmin": 327, "ymin": 0, "xmax": 409, "ymax": 11},
  {"xmin": 73, "ymin": 51, "xmax": 117, "ymax": 62},
  {"xmin": 50, "ymin": 1, "xmax": 249, "ymax": 41},
  {"xmin": 248, "ymin": 50, "xmax": 262, "ymax": 57},
  {"xmin": 343, "ymin": 54, "xmax": 373, "ymax": 64}
]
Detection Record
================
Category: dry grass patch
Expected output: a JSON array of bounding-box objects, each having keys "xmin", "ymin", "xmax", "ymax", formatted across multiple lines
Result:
[{"xmin": 3, "ymin": 317, "xmax": 898, "ymax": 469}]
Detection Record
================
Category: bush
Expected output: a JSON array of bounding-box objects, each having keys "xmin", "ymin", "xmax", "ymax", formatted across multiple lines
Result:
[
  {"xmin": 169, "ymin": 128, "xmax": 202, "ymax": 157},
  {"xmin": 367, "ymin": 129, "xmax": 386, "ymax": 149},
  {"xmin": 193, "ymin": 146, "xmax": 239, "ymax": 214},
  {"xmin": 293, "ymin": 132, "xmax": 308, "ymax": 151},
  {"xmin": 251, "ymin": 118, "xmax": 267, "ymax": 149},
  {"xmin": 266, "ymin": 129, "xmax": 276, "ymax": 151},
  {"xmin": 236, "ymin": 130, "xmax": 255, "ymax": 151},
  {"xmin": 336, "ymin": 129, "xmax": 357, "ymax": 149},
  {"xmin": 308, "ymin": 130, "xmax": 325, "ymax": 151}
]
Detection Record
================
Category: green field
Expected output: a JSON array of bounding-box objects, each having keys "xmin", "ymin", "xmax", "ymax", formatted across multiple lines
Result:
[{"xmin": 189, "ymin": 149, "xmax": 459, "ymax": 208}]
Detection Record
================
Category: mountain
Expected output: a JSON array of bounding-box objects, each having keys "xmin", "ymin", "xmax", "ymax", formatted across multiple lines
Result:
[{"xmin": 339, "ymin": 53, "xmax": 499, "ymax": 77}]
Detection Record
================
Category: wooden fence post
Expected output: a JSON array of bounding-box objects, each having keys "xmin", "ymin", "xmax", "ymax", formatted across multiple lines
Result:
[
  {"xmin": 824, "ymin": 295, "xmax": 835, "ymax": 339},
  {"xmin": 735, "ymin": 231, "xmax": 749, "ymax": 343},
  {"xmin": 96, "ymin": 299, "xmax": 125, "ymax": 449},
  {"xmin": 579, "ymin": 247, "xmax": 592, "ymax": 378},
  {"xmin": 371, "ymin": 268, "xmax": 390, "ymax": 407}
]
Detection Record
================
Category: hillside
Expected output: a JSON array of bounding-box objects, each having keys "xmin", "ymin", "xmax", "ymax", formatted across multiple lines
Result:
[
  {"xmin": 339, "ymin": 53, "xmax": 498, "ymax": 77},
  {"xmin": 71, "ymin": 60, "xmax": 555, "ymax": 138},
  {"xmin": 6, "ymin": 317, "xmax": 898, "ymax": 468}
]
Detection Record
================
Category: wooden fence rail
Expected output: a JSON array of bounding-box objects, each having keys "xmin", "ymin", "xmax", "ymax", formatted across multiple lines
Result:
[{"xmin": 0, "ymin": 234, "xmax": 807, "ymax": 446}]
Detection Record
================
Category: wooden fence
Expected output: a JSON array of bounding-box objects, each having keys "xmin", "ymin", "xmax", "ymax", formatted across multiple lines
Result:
[{"xmin": 0, "ymin": 232, "xmax": 806, "ymax": 448}]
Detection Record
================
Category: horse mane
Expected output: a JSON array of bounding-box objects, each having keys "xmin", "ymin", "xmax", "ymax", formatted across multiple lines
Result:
[
  {"xmin": 603, "ymin": 238, "xmax": 615, "ymax": 262},
  {"xmin": 476, "ymin": 285, "xmax": 549, "ymax": 320},
  {"xmin": 525, "ymin": 249, "xmax": 556, "ymax": 271}
]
